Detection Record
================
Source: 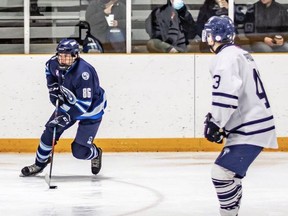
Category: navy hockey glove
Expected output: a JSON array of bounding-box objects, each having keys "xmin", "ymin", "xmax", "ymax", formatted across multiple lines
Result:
[
  {"xmin": 204, "ymin": 113, "xmax": 225, "ymax": 144},
  {"xmin": 48, "ymin": 113, "xmax": 71, "ymax": 131},
  {"xmin": 48, "ymin": 82, "xmax": 65, "ymax": 106}
]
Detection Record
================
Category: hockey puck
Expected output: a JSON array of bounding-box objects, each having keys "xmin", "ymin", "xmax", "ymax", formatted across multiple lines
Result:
[{"xmin": 49, "ymin": 186, "xmax": 58, "ymax": 189}]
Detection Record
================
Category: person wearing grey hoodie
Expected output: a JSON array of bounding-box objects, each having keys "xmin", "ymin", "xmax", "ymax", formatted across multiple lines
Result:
[{"xmin": 85, "ymin": 0, "xmax": 126, "ymax": 52}]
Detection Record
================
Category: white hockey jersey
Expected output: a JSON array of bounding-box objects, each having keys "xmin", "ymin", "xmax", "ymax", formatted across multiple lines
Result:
[{"xmin": 209, "ymin": 44, "xmax": 278, "ymax": 149}]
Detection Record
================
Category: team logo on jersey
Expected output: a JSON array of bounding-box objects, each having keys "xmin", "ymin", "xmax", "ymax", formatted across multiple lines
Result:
[
  {"xmin": 60, "ymin": 86, "xmax": 77, "ymax": 104},
  {"xmin": 82, "ymin": 72, "xmax": 90, "ymax": 80}
]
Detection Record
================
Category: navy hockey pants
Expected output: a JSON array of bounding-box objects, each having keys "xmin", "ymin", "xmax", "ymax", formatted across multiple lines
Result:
[
  {"xmin": 215, "ymin": 144, "xmax": 263, "ymax": 178},
  {"xmin": 35, "ymin": 111, "xmax": 102, "ymax": 167}
]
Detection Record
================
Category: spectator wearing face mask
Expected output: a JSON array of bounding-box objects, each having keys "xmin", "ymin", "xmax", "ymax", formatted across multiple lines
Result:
[{"xmin": 145, "ymin": 0, "xmax": 197, "ymax": 53}]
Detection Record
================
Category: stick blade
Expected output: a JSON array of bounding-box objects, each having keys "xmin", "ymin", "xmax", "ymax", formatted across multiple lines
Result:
[
  {"xmin": 45, "ymin": 173, "xmax": 50, "ymax": 185},
  {"xmin": 45, "ymin": 173, "xmax": 57, "ymax": 189}
]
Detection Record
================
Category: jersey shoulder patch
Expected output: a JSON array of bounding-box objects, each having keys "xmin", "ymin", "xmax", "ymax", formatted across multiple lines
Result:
[{"xmin": 82, "ymin": 71, "xmax": 90, "ymax": 80}]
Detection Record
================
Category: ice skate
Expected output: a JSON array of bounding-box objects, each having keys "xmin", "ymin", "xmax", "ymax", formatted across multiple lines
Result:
[
  {"xmin": 91, "ymin": 147, "xmax": 102, "ymax": 175},
  {"xmin": 20, "ymin": 158, "xmax": 51, "ymax": 177}
]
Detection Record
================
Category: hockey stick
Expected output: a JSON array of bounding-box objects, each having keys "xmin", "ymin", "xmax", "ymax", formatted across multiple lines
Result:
[{"xmin": 45, "ymin": 99, "xmax": 59, "ymax": 189}]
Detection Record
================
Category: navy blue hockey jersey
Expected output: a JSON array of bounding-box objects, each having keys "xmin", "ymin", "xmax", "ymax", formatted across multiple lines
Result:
[{"xmin": 45, "ymin": 56, "xmax": 106, "ymax": 120}]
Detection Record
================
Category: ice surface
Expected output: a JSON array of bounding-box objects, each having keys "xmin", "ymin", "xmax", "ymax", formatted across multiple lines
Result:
[{"xmin": 0, "ymin": 152, "xmax": 287, "ymax": 216}]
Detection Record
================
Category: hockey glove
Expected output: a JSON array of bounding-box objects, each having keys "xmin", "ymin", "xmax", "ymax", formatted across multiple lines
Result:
[
  {"xmin": 48, "ymin": 82, "xmax": 65, "ymax": 106},
  {"xmin": 48, "ymin": 113, "xmax": 71, "ymax": 131},
  {"xmin": 204, "ymin": 113, "xmax": 225, "ymax": 144}
]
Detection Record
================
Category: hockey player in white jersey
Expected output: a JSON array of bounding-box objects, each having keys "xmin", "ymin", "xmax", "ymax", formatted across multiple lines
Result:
[{"xmin": 202, "ymin": 16, "xmax": 278, "ymax": 216}]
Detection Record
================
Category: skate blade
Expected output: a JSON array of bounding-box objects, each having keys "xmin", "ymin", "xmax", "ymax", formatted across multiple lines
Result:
[{"xmin": 19, "ymin": 172, "xmax": 40, "ymax": 177}]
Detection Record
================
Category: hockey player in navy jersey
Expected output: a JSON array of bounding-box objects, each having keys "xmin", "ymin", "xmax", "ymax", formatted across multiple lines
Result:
[
  {"xmin": 21, "ymin": 38, "xmax": 107, "ymax": 176},
  {"xmin": 202, "ymin": 16, "xmax": 278, "ymax": 216}
]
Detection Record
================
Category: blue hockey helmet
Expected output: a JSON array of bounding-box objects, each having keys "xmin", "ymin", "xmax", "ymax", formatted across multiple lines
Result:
[
  {"xmin": 56, "ymin": 38, "xmax": 80, "ymax": 57},
  {"xmin": 202, "ymin": 16, "xmax": 235, "ymax": 43}
]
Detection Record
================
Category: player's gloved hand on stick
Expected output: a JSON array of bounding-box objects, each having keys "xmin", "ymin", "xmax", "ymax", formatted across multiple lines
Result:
[
  {"xmin": 204, "ymin": 113, "xmax": 225, "ymax": 144},
  {"xmin": 48, "ymin": 113, "xmax": 71, "ymax": 131},
  {"xmin": 48, "ymin": 82, "xmax": 65, "ymax": 106}
]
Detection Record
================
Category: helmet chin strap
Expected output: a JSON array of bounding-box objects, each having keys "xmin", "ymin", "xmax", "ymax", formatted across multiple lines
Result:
[{"xmin": 208, "ymin": 41, "xmax": 227, "ymax": 54}]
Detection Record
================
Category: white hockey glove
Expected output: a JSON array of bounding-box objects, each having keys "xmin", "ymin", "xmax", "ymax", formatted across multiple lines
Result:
[{"xmin": 204, "ymin": 113, "xmax": 226, "ymax": 144}]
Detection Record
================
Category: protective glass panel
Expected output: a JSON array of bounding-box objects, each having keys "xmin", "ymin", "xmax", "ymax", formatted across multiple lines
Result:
[{"xmin": 0, "ymin": 0, "xmax": 24, "ymax": 53}]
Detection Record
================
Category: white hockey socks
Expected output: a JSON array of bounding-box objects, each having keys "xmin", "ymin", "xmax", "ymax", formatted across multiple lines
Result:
[{"xmin": 211, "ymin": 164, "xmax": 242, "ymax": 216}]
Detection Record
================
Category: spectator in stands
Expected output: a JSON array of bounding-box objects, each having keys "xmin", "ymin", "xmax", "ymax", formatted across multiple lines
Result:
[
  {"xmin": 244, "ymin": 0, "xmax": 288, "ymax": 52},
  {"xmin": 196, "ymin": 0, "xmax": 228, "ymax": 52},
  {"xmin": 145, "ymin": 0, "xmax": 197, "ymax": 53},
  {"xmin": 85, "ymin": 0, "xmax": 126, "ymax": 53},
  {"xmin": 30, "ymin": 0, "xmax": 43, "ymax": 16}
]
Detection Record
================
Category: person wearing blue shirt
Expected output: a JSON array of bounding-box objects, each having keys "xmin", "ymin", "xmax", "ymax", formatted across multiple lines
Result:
[{"xmin": 21, "ymin": 38, "xmax": 107, "ymax": 177}]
